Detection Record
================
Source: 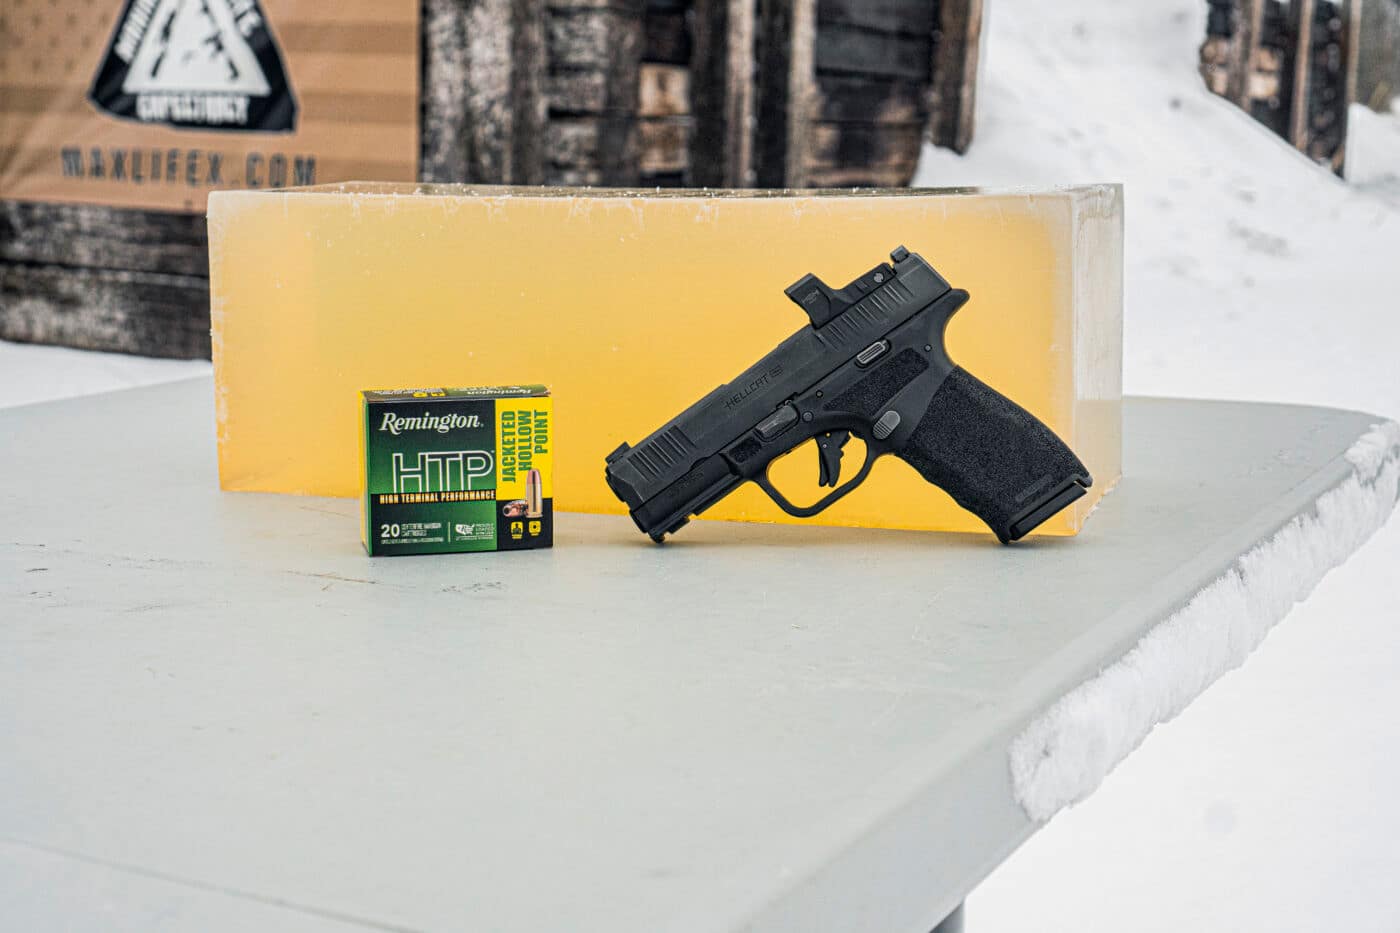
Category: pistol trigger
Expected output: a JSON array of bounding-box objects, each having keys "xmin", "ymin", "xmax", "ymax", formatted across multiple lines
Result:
[{"xmin": 816, "ymin": 430, "xmax": 851, "ymax": 487}]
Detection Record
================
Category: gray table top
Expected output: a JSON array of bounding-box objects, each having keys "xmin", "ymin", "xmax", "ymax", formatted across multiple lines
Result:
[{"xmin": 0, "ymin": 379, "xmax": 1385, "ymax": 932}]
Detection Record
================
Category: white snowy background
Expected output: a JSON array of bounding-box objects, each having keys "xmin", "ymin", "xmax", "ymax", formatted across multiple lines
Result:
[
  {"xmin": 911, "ymin": 2, "xmax": 1400, "ymax": 930},
  {"xmin": 2, "ymin": 0, "xmax": 1398, "ymax": 929}
]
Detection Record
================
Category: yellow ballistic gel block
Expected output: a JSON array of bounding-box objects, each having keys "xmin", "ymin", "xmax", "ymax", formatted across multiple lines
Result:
[{"xmin": 209, "ymin": 183, "xmax": 1122, "ymax": 536}]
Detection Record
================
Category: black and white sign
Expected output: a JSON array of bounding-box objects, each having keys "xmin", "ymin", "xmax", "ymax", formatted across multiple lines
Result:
[{"xmin": 88, "ymin": 0, "xmax": 298, "ymax": 132}]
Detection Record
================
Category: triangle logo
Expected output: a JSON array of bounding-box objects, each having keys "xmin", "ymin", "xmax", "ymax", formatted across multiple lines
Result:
[{"xmin": 88, "ymin": 0, "xmax": 298, "ymax": 132}]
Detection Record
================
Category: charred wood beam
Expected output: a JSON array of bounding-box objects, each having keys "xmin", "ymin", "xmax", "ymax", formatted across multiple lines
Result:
[
  {"xmin": 1230, "ymin": 0, "xmax": 1266, "ymax": 107},
  {"xmin": 1286, "ymin": 0, "xmax": 1317, "ymax": 151},
  {"xmin": 640, "ymin": 0, "xmax": 694, "ymax": 186},
  {"xmin": 421, "ymin": 0, "xmax": 548, "ymax": 184},
  {"xmin": 689, "ymin": 0, "xmax": 755, "ymax": 186},
  {"xmin": 929, "ymin": 0, "xmax": 981, "ymax": 154},
  {"xmin": 755, "ymin": 0, "xmax": 816, "ymax": 187},
  {"xmin": 546, "ymin": 1, "xmax": 645, "ymax": 185},
  {"xmin": 0, "ymin": 201, "xmax": 208, "ymax": 278},
  {"xmin": 1334, "ymin": 0, "xmax": 1362, "ymax": 172},
  {"xmin": 0, "ymin": 263, "xmax": 210, "ymax": 359}
]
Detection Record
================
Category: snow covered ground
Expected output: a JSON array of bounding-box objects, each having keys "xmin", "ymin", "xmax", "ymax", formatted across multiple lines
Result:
[
  {"xmin": 1348, "ymin": 103, "xmax": 1400, "ymax": 204},
  {"xmin": 0, "ymin": 340, "xmax": 207, "ymax": 408},
  {"xmin": 1, "ymin": 0, "xmax": 1396, "ymax": 927},
  {"xmin": 913, "ymin": 1, "xmax": 1400, "ymax": 930}
]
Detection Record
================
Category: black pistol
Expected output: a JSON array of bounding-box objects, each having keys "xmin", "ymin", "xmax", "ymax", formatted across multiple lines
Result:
[{"xmin": 604, "ymin": 247, "xmax": 1092, "ymax": 543}]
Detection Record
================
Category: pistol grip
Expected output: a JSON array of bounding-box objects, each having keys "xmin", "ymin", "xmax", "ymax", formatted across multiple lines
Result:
[{"xmin": 895, "ymin": 368, "xmax": 1092, "ymax": 542}]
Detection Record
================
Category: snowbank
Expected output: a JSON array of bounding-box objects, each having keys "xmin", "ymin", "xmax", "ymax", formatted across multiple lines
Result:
[
  {"xmin": 1347, "ymin": 102, "xmax": 1400, "ymax": 200},
  {"xmin": 1011, "ymin": 420, "xmax": 1400, "ymax": 821}
]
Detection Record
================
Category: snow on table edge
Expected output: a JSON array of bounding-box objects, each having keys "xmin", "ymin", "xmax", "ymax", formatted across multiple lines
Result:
[{"xmin": 1009, "ymin": 420, "xmax": 1400, "ymax": 823}]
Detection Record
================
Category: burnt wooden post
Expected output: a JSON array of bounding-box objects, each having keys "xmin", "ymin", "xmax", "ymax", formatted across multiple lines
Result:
[
  {"xmin": 930, "ymin": 0, "xmax": 984, "ymax": 154},
  {"xmin": 1228, "ymin": 0, "xmax": 1267, "ymax": 106},
  {"xmin": 545, "ymin": 0, "xmax": 646, "ymax": 185},
  {"xmin": 1334, "ymin": 0, "xmax": 1363, "ymax": 172},
  {"xmin": 1287, "ymin": 0, "xmax": 1317, "ymax": 151},
  {"xmin": 806, "ymin": 0, "xmax": 939, "ymax": 187},
  {"xmin": 639, "ymin": 0, "xmax": 695, "ymax": 186},
  {"xmin": 1285, "ymin": 0, "xmax": 1353, "ymax": 171},
  {"xmin": 511, "ymin": 0, "xmax": 550, "ymax": 182},
  {"xmin": 1248, "ymin": 0, "xmax": 1291, "ymax": 135},
  {"xmin": 1341, "ymin": 0, "xmax": 1362, "ymax": 111},
  {"xmin": 1200, "ymin": 0, "xmax": 1234, "ymax": 96},
  {"xmin": 689, "ymin": 0, "xmax": 756, "ymax": 187},
  {"xmin": 421, "ymin": 0, "xmax": 548, "ymax": 184},
  {"xmin": 754, "ymin": 0, "xmax": 817, "ymax": 188}
]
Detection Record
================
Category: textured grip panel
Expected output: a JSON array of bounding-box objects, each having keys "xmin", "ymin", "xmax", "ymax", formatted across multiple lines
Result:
[{"xmin": 897, "ymin": 368, "xmax": 1091, "ymax": 542}]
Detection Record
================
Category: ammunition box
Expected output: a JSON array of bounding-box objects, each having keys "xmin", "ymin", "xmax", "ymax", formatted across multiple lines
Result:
[{"xmin": 361, "ymin": 386, "xmax": 553, "ymax": 556}]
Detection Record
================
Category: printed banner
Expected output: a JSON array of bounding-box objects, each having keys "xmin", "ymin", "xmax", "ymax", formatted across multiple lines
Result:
[{"xmin": 0, "ymin": 0, "xmax": 418, "ymax": 211}]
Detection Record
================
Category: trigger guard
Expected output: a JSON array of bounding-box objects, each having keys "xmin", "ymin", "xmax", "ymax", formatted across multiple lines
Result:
[{"xmin": 755, "ymin": 437, "xmax": 880, "ymax": 519}]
